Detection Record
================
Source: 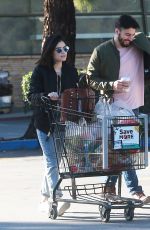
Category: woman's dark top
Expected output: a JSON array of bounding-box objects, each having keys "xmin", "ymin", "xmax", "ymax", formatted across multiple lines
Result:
[{"xmin": 28, "ymin": 62, "xmax": 78, "ymax": 134}]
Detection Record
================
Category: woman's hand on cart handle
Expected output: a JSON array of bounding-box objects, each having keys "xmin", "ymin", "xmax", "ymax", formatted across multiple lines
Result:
[{"xmin": 48, "ymin": 92, "xmax": 59, "ymax": 101}]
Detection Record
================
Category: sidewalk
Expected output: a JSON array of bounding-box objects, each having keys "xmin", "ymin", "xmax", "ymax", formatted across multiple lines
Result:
[{"xmin": 0, "ymin": 149, "xmax": 150, "ymax": 230}]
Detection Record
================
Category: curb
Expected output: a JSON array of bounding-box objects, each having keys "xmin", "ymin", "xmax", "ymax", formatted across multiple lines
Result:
[{"xmin": 0, "ymin": 139, "xmax": 40, "ymax": 151}]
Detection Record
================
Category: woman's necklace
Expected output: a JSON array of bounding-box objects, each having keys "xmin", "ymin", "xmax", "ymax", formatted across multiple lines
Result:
[
  {"xmin": 56, "ymin": 71, "xmax": 62, "ymax": 97},
  {"xmin": 54, "ymin": 64, "xmax": 62, "ymax": 97},
  {"xmin": 56, "ymin": 70, "xmax": 61, "ymax": 76}
]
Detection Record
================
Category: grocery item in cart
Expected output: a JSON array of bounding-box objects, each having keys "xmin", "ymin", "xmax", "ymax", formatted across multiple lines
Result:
[{"xmin": 64, "ymin": 118, "xmax": 102, "ymax": 172}]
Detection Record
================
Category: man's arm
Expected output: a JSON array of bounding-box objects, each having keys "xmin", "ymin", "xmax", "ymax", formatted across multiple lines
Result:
[
  {"xmin": 87, "ymin": 46, "xmax": 130, "ymax": 95},
  {"xmin": 133, "ymin": 32, "xmax": 150, "ymax": 54},
  {"xmin": 87, "ymin": 48, "xmax": 114, "ymax": 93}
]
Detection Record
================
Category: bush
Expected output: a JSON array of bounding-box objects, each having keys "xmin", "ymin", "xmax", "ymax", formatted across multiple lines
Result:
[
  {"xmin": 21, "ymin": 71, "xmax": 32, "ymax": 111},
  {"xmin": 21, "ymin": 71, "xmax": 32, "ymax": 102}
]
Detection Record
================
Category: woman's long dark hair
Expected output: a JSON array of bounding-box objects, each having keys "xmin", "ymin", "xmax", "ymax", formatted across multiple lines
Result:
[{"xmin": 37, "ymin": 34, "xmax": 66, "ymax": 68}]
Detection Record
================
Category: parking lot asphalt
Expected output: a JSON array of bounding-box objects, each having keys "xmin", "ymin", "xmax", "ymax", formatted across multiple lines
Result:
[{"xmin": 0, "ymin": 149, "xmax": 150, "ymax": 230}]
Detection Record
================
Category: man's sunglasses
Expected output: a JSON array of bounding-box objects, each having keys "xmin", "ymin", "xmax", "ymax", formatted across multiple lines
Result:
[{"xmin": 55, "ymin": 46, "xmax": 69, "ymax": 54}]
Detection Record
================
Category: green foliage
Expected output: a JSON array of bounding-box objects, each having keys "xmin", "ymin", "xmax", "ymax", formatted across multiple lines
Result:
[
  {"xmin": 21, "ymin": 71, "xmax": 32, "ymax": 103},
  {"xmin": 74, "ymin": 0, "xmax": 94, "ymax": 12}
]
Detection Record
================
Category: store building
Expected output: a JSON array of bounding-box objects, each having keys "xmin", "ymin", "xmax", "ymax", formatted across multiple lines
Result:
[{"xmin": 0, "ymin": 0, "xmax": 149, "ymax": 109}]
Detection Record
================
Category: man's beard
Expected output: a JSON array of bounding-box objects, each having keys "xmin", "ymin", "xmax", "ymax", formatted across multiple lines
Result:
[{"xmin": 118, "ymin": 34, "xmax": 131, "ymax": 47}]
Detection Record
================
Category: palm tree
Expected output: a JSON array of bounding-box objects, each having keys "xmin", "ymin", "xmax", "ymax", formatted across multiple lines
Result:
[{"xmin": 43, "ymin": 0, "xmax": 76, "ymax": 66}]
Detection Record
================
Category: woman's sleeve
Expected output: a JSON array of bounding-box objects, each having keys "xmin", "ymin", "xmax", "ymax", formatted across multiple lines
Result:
[{"xmin": 27, "ymin": 67, "xmax": 45, "ymax": 106}]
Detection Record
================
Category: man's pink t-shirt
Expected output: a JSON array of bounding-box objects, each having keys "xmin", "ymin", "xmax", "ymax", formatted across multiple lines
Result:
[{"xmin": 113, "ymin": 45, "xmax": 144, "ymax": 109}]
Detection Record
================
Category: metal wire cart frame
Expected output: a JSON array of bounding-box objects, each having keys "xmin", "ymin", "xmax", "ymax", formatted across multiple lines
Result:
[{"xmin": 41, "ymin": 90, "xmax": 148, "ymax": 222}]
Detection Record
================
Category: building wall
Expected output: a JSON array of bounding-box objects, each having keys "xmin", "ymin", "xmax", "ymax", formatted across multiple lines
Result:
[{"xmin": 0, "ymin": 54, "xmax": 90, "ymax": 109}]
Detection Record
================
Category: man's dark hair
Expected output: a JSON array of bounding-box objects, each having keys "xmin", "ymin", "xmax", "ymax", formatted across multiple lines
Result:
[{"xmin": 115, "ymin": 14, "xmax": 140, "ymax": 29}]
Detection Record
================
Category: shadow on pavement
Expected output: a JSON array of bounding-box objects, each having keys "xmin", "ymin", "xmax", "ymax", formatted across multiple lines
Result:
[{"xmin": 1, "ymin": 218, "xmax": 150, "ymax": 230}]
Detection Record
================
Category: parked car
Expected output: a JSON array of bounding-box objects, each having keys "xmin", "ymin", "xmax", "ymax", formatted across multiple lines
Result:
[{"xmin": 0, "ymin": 71, "xmax": 13, "ymax": 113}]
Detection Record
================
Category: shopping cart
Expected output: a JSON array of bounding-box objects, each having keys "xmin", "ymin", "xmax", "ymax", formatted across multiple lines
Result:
[{"xmin": 41, "ymin": 89, "xmax": 148, "ymax": 222}]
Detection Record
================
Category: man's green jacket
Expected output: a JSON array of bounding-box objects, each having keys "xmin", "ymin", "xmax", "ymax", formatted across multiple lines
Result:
[{"xmin": 87, "ymin": 33, "xmax": 150, "ymax": 97}]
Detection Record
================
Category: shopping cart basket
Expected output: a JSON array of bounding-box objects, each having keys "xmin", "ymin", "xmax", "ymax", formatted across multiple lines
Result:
[{"xmin": 41, "ymin": 90, "xmax": 148, "ymax": 222}]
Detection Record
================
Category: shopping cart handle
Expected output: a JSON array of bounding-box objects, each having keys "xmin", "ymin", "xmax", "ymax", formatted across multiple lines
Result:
[
  {"xmin": 41, "ymin": 96, "xmax": 53, "ymax": 110},
  {"xmin": 41, "ymin": 95, "xmax": 59, "ymax": 113}
]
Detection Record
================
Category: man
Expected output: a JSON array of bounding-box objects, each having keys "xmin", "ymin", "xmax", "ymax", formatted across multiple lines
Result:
[{"xmin": 87, "ymin": 15, "xmax": 150, "ymax": 202}]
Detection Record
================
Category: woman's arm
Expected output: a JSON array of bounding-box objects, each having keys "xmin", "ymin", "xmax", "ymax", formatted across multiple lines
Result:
[{"xmin": 27, "ymin": 66, "xmax": 45, "ymax": 106}]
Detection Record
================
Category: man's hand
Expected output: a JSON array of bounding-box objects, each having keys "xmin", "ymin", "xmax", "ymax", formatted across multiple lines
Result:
[{"xmin": 113, "ymin": 80, "xmax": 130, "ymax": 93}]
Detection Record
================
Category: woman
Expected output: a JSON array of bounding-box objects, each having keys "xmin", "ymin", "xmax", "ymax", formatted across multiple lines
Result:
[{"xmin": 28, "ymin": 34, "xmax": 78, "ymax": 215}]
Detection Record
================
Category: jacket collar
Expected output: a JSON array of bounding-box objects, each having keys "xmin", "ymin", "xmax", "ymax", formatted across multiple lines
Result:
[{"xmin": 110, "ymin": 38, "xmax": 120, "ymax": 54}]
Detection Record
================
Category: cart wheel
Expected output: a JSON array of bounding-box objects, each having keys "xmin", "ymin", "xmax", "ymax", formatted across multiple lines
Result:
[
  {"xmin": 99, "ymin": 206, "xmax": 111, "ymax": 222},
  {"xmin": 49, "ymin": 204, "xmax": 58, "ymax": 219},
  {"xmin": 124, "ymin": 207, "xmax": 134, "ymax": 221}
]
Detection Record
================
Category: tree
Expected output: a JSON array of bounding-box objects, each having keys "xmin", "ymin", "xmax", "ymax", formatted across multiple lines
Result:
[
  {"xmin": 21, "ymin": 0, "xmax": 76, "ymax": 140},
  {"xmin": 43, "ymin": 0, "xmax": 76, "ymax": 66}
]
